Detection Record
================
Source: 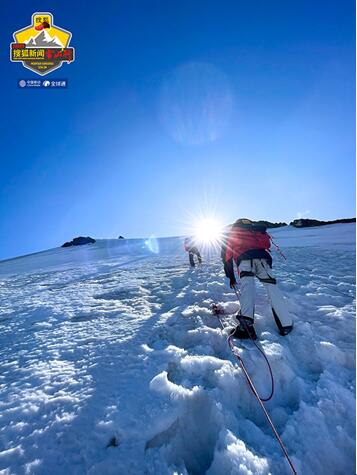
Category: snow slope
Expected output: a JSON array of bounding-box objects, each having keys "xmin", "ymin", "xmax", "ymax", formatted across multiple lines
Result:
[{"xmin": 0, "ymin": 224, "xmax": 355, "ymax": 475}]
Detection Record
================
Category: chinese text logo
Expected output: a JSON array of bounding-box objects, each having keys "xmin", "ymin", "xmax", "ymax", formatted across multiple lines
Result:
[{"xmin": 10, "ymin": 12, "xmax": 75, "ymax": 76}]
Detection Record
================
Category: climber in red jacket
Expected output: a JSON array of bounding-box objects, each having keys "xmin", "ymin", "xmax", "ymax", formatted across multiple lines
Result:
[{"xmin": 221, "ymin": 218, "xmax": 293, "ymax": 338}]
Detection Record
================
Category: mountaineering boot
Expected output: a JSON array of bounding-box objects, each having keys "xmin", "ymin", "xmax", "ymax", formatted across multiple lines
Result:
[
  {"xmin": 280, "ymin": 325, "xmax": 293, "ymax": 336},
  {"xmin": 229, "ymin": 325, "xmax": 251, "ymax": 339},
  {"xmin": 230, "ymin": 315, "xmax": 257, "ymax": 340},
  {"xmin": 272, "ymin": 308, "xmax": 293, "ymax": 336}
]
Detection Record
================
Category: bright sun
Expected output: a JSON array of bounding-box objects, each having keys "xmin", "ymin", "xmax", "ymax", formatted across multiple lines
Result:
[{"xmin": 194, "ymin": 218, "xmax": 223, "ymax": 245}]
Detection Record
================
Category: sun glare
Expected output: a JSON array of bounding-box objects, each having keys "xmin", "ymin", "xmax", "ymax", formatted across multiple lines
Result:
[{"xmin": 194, "ymin": 218, "xmax": 223, "ymax": 245}]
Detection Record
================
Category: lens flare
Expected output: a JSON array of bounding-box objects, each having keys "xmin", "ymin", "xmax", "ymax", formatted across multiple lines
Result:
[
  {"xmin": 159, "ymin": 62, "xmax": 234, "ymax": 145},
  {"xmin": 145, "ymin": 235, "xmax": 159, "ymax": 254},
  {"xmin": 194, "ymin": 218, "xmax": 223, "ymax": 245}
]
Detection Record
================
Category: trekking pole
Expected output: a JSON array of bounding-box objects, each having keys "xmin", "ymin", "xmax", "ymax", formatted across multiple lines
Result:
[
  {"xmin": 267, "ymin": 236, "xmax": 353, "ymax": 298},
  {"xmin": 232, "ymin": 285, "xmax": 240, "ymax": 299},
  {"xmin": 267, "ymin": 233, "xmax": 287, "ymax": 260}
]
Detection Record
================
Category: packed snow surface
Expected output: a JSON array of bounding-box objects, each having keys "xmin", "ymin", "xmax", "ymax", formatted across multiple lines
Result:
[{"xmin": 0, "ymin": 224, "xmax": 355, "ymax": 475}]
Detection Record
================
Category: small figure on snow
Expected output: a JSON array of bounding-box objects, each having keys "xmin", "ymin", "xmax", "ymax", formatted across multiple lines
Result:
[
  {"xmin": 184, "ymin": 237, "xmax": 202, "ymax": 267},
  {"xmin": 221, "ymin": 218, "xmax": 293, "ymax": 338}
]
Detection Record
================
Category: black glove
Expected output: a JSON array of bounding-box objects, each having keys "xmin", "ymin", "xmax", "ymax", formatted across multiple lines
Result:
[{"xmin": 229, "ymin": 277, "xmax": 237, "ymax": 289}]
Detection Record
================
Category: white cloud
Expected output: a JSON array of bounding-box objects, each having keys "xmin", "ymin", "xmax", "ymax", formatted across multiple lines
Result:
[{"xmin": 297, "ymin": 210, "xmax": 311, "ymax": 219}]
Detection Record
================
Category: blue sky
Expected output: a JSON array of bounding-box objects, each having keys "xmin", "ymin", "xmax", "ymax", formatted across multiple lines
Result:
[{"xmin": 1, "ymin": 0, "xmax": 355, "ymax": 259}]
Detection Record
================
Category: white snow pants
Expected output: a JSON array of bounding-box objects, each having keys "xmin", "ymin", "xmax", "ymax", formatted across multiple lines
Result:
[{"xmin": 238, "ymin": 259, "xmax": 293, "ymax": 330}]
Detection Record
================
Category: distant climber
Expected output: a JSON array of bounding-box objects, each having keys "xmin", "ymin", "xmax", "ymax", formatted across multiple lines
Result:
[
  {"xmin": 221, "ymin": 218, "xmax": 293, "ymax": 338},
  {"xmin": 184, "ymin": 237, "xmax": 202, "ymax": 267}
]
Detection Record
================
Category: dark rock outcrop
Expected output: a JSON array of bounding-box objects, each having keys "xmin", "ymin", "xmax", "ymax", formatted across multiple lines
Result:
[
  {"xmin": 226, "ymin": 220, "xmax": 287, "ymax": 229},
  {"xmin": 290, "ymin": 218, "xmax": 356, "ymax": 228},
  {"xmin": 118, "ymin": 236, "xmax": 125, "ymax": 239},
  {"xmin": 253, "ymin": 220, "xmax": 287, "ymax": 229},
  {"xmin": 62, "ymin": 236, "xmax": 96, "ymax": 248},
  {"xmin": 226, "ymin": 220, "xmax": 287, "ymax": 230}
]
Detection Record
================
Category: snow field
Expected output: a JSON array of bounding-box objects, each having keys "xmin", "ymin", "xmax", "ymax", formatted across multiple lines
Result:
[{"xmin": 0, "ymin": 224, "xmax": 355, "ymax": 474}]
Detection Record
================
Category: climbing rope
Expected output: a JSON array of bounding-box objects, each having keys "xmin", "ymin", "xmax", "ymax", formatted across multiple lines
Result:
[
  {"xmin": 214, "ymin": 286, "xmax": 298, "ymax": 475},
  {"xmin": 228, "ymin": 332, "xmax": 298, "ymax": 475}
]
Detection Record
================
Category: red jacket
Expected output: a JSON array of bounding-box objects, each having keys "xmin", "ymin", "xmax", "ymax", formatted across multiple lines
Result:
[
  {"xmin": 221, "ymin": 224, "xmax": 272, "ymax": 281},
  {"xmin": 224, "ymin": 227, "xmax": 271, "ymax": 261}
]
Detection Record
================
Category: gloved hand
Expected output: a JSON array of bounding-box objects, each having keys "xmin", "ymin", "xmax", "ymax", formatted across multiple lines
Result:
[{"xmin": 229, "ymin": 278, "xmax": 237, "ymax": 289}]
